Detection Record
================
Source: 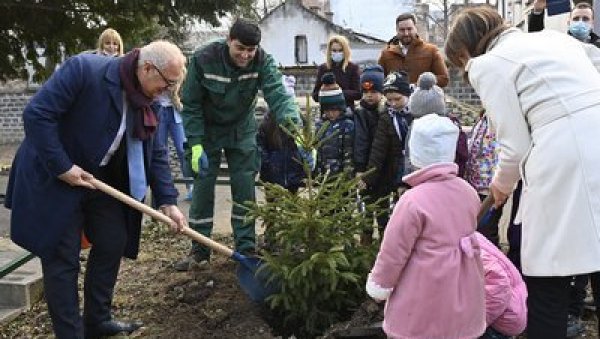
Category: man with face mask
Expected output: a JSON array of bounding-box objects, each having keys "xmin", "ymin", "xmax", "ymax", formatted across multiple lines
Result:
[
  {"xmin": 529, "ymin": 1, "xmax": 600, "ymax": 47},
  {"xmin": 378, "ymin": 13, "xmax": 449, "ymax": 87}
]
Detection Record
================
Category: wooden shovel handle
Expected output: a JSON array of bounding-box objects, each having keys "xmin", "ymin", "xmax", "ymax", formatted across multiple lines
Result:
[{"xmin": 87, "ymin": 178, "xmax": 233, "ymax": 257}]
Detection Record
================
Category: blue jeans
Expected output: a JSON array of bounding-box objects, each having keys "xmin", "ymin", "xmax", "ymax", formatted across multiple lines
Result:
[{"xmin": 154, "ymin": 104, "xmax": 192, "ymax": 179}]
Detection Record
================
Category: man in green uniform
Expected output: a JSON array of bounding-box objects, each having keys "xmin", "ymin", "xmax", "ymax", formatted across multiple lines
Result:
[{"xmin": 176, "ymin": 18, "xmax": 300, "ymax": 270}]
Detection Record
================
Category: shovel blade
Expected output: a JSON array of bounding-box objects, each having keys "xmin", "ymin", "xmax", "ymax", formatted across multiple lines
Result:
[{"xmin": 232, "ymin": 253, "xmax": 279, "ymax": 302}]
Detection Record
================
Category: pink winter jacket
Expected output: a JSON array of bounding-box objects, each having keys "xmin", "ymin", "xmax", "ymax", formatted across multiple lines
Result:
[
  {"xmin": 367, "ymin": 163, "xmax": 486, "ymax": 339},
  {"xmin": 476, "ymin": 232, "xmax": 527, "ymax": 336}
]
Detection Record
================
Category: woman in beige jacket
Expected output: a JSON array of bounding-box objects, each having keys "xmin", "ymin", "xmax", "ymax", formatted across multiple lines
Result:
[{"xmin": 446, "ymin": 6, "xmax": 600, "ymax": 339}]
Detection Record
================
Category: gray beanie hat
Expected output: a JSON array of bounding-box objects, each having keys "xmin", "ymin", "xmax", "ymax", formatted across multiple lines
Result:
[{"xmin": 408, "ymin": 72, "xmax": 446, "ymax": 118}]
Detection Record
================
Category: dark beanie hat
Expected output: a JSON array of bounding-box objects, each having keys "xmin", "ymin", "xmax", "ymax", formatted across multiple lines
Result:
[
  {"xmin": 319, "ymin": 72, "xmax": 346, "ymax": 111},
  {"xmin": 383, "ymin": 71, "xmax": 412, "ymax": 96},
  {"xmin": 360, "ymin": 65, "xmax": 385, "ymax": 93}
]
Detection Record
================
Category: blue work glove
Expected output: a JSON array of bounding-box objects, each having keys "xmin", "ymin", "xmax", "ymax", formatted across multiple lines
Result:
[{"xmin": 191, "ymin": 144, "xmax": 209, "ymax": 178}]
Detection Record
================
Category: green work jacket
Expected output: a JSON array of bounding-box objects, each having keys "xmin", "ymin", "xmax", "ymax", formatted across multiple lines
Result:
[{"xmin": 181, "ymin": 39, "xmax": 299, "ymax": 147}]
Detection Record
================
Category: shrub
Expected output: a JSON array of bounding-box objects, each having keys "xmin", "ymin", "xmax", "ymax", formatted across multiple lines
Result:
[{"xmin": 244, "ymin": 96, "xmax": 383, "ymax": 338}]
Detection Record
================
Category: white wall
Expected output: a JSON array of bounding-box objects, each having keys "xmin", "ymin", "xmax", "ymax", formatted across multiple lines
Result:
[
  {"xmin": 260, "ymin": 5, "xmax": 341, "ymax": 66},
  {"xmin": 260, "ymin": 5, "xmax": 386, "ymax": 67},
  {"xmin": 350, "ymin": 44, "xmax": 385, "ymax": 65}
]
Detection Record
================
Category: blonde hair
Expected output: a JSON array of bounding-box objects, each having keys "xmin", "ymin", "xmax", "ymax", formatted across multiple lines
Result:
[
  {"xmin": 96, "ymin": 28, "xmax": 124, "ymax": 56},
  {"xmin": 326, "ymin": 35, "xmax": 351, "ymax": 71}
]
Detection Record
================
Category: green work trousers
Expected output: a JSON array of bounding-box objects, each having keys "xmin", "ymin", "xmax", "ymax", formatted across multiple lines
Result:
[{"xmin": 188, "ymin": 128, "xmax": 259, "ymax": 259}]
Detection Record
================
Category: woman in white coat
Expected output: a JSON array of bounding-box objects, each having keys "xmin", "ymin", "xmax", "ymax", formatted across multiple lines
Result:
[{"xmin": 445, "ymin": 6, "xmax": 600, "ymax": 339}]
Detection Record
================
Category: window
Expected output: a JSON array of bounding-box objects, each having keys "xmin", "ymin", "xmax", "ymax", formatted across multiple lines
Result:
[{"xmin": 295, "ymin": 35, "xmax": 308, "ymax": 64}]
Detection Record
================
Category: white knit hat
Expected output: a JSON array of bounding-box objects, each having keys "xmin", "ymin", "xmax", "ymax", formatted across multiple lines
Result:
[
  {"xmin": 409, "ymin": 113, "xmax": 459, "ymax": 169},
  {"xmin": 409, "ymin": 72, "xmax": 446, "ymax": 118}
]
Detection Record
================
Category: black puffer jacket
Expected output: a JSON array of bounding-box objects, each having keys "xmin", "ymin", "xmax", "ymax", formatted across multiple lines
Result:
[
  {"xmin": 364, "ymin": 105, "xmax": 412, "ymax": 196},
  {"xmin": 353, "ymin": 99, "xmax": 386, "ymax": 172}
]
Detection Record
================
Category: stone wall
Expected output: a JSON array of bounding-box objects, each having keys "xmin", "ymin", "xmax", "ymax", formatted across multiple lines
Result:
[
  {"xmin": 0, "ymin": 85, "xmax": 37, "ymax": 145},
  {"xmin": 445, "ymin": 67, "xmax": 482, "ymax": 126},
  {"xmin": 281, "ymin": 65, "xmax": 318, "ymax": 97},
  {"xmin": 0, "ymin": 66, "xmax": 482, "ymax": 148},
  {"xmin": 281, "ymin": 65, "xmax": 482, "ymax": 124}
]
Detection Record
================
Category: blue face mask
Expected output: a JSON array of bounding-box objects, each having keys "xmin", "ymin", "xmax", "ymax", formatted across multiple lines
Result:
[
  {"xmin": 331, "ymin": 51, "xmax": 344, "ymax": 63},
  {"xmin": 569, "ymin": 21, "xmax": 591, "ymax": 41}
]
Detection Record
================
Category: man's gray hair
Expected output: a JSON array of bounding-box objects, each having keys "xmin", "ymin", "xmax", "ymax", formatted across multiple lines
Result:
[{"xmin": 138, "ymin": 40, "xmax": 185, "ymax": 70}]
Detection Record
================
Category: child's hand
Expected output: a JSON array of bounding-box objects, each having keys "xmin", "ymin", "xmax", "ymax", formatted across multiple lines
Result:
[
  {"xmin": 356, "ymin": 172, "xmax": 367, "ymax": 190},
  {"xmin": 397, "ymin": 186, "xmax": 409, "ymax": 196},
  {"xmin": 490, "ymin": 182, "xmax": 508, "ymax": 208}
]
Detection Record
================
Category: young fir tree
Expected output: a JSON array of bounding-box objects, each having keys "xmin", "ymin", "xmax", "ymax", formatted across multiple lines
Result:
[{"xmin": 243, "ymin": 95, "xmax": 385, "ymax": 338}]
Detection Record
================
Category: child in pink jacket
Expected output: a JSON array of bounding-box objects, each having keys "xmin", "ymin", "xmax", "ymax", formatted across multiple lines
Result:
[
  {"xmin": 476, "ymin": 232, "xmax": 527, "ymax": 338},
  {"xmin": 366, "ymin": 114, "xmax": 486, "ymax": 338}
]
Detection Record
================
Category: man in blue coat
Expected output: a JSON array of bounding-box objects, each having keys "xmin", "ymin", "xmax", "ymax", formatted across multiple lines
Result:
[{"xmin": 4, "ymin": 40, "xmax": 188, "ymax": 338}]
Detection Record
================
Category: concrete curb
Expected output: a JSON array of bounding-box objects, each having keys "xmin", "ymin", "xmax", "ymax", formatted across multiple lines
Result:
[{"xmin": 0, "ymin": 238, "xmax": 44, "ymax": 325}]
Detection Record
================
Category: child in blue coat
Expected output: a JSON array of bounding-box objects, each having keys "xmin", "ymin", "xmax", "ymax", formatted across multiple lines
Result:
[
  {"xmin": 257, "ymin": 111, "xmax": 307, "ymax": 194},
  {"xmin": 315, "ymin": 72, "xmax": 355, "ymax": 176}
]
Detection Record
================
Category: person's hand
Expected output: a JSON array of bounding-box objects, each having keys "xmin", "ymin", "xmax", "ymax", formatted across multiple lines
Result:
[
  {"xmin": 191, "ymin": 144, "xmax": 209, "ymax": 177},
  {"xmin": 356, "ymin": 172, "xmax": 366, "ymax": 190},
  {"xmin": 490, "ymin": 182, "xmax": 509, "ymax": 209},
  {"xmin": 58, "ymin": 165, "xmax": 95, "ymax": 189},
  {"xmin": 283, "ymin": 114, "xmax": 302, "ymax": 132},
  {"xmin": 159, "ymin": 205, "xmax": 187, "ymax": 233},
  {"xmin": 397, "ymin": 186, "xmax": 409, "ymax": 197},
  {"xmin": 533, "ymin": 0, "xmax": 546, "ymax": 12}
]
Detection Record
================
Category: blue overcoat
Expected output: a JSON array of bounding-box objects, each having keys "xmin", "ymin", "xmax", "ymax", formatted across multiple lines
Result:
[{"xmin": 4, "ymin": 53, "xmax": 178, "ymax": 259}]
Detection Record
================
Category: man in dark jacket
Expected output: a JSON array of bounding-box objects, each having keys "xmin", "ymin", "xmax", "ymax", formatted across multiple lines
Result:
[
  {"xmin": 5, "ymin": 41, "xmax": 188, "ymax": 338},
  {"xmin": 529, "ymin": 0, "xmax": 600, "ymax": 47}
]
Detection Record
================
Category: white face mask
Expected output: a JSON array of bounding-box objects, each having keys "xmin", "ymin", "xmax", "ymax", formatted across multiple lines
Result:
[{"xmin": 331, "ymin": 51, "xmax": 344, "ymax": 63}]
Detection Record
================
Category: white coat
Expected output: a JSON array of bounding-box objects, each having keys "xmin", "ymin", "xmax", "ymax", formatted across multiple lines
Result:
[{"xmin": 467, "ymin": 28, "xmax": 600, "ymax": 276}]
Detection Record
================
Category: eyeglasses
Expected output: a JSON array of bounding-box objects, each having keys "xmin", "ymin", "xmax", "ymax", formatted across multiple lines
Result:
[{"xmin": 150, "ymin": 63, "xmax": 178, "ymax": 89}]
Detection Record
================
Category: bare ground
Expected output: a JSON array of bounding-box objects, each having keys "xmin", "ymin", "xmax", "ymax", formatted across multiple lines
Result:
[{"xmin": 0, "ymin": 222, "xmax": 278, "ymax": 338}]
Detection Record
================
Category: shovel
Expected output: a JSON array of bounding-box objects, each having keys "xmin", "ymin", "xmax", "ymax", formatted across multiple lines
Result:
[
  {"xmin": 87, "ymin": 178, "xmax": 277, "ymax": 302},
  {"xmin": 477, "ymin": 195, "xmax": 495, "ymax": 226}
]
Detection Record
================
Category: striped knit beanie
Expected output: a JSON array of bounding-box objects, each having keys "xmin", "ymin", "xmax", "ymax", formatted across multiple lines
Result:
[{"xmin": 319, "ymin": 72, "xmax": 346, "ymax": 111}]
